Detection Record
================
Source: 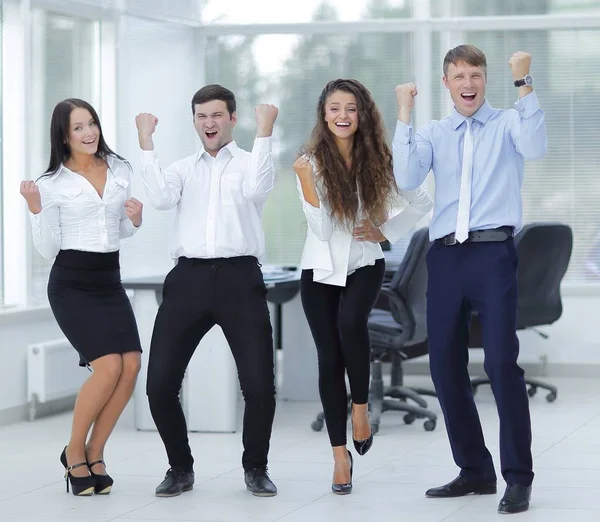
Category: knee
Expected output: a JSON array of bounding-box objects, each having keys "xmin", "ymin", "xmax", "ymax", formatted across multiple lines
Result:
[
  {"xmin": 338, "ymin": 311, "xmax": 367, "ymax": 342},
  {"xmin": 93, "ymin": 354, "xmax": 123, "ymax": 384},
  {"xmin": 121, "ymin": 353, "xmax": 141, "ymax": 382},
  {"xmin": 483, "ymin": 356, "xmax": 522, "ymax": 380}
]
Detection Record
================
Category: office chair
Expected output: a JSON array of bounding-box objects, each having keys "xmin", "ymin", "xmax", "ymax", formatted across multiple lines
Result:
[
  {"xmin": 470, "ymin": 222, "xmax": 573, "ymax": 402},
  {"xmin": 310, "ymin": 228, "xmax": 438, "ymax": 434}
]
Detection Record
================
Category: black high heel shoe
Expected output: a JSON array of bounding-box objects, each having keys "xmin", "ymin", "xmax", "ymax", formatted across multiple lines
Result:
[
  {"xmin": 352, "ymin": 407, "xmax": 374, "ymax": 456},
  {"xmin": 87, "ymin": 459, "xmax": 114, "ymax": 495},
  {"xmin": 331, "ymin": 450, "xmax": 353, "ymax": 495},
  {"xmin": 60, "ymin": 447, "xmax": 95, "ymax": 496}
]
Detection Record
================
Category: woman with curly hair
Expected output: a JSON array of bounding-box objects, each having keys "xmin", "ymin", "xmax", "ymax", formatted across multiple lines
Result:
[{"xmin": 294, "ymin": 79, "xmax": 432, "ymax": 494}]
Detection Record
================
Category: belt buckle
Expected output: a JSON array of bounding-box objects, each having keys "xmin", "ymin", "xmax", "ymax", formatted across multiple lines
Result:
[{"xmin": 444, "ymin": 235, "xmax": 457, "ymax": 246}]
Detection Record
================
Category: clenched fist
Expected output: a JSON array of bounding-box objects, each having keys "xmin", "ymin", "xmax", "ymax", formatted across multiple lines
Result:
[
  {"xmin": 509, "ymin": 51, "xmax": 532, "ymax": 81},
  {"xmin": 395, "ymin": 83, "xmax": 418, "ymax": 112},
  {"xmin": 124, "ymin": 198, "xmax": 143, "ymax": 228},
  {"xmin": 20, "ymin": 181, "xmax": 42, "ymax": 214},
  {"xmin": 256, "ymin": 104, "xmax": 279, "ymax": 137},
  {"xmin": 135, "ymin": 113, "xmax": 159, "ymax": 150},
  {"xmin": 293, "ymin": 156, "xmax": 314, "ymax": 180}
]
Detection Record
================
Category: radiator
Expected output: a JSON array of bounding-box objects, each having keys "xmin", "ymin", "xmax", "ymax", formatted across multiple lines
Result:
[{"xmin": 27, "ymin": 338, "xmax": 88, "ymax": 420}]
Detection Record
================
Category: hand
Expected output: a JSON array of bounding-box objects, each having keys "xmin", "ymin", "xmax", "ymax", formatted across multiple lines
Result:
[
  {"xmin": 20, "ymin": 181, "xmax": 42, "ymax": 214},
  {"xmin": 395, "ymin": 83, "xmax": 418, "ymax": 112},
  {"xmin": 508, "ymin": 51, "xmax": 532, "ymax": 81},
  {"xmin": 124, "ymin": 198, "xmax": 143, "ymax": 227},
  {"xmin": 293, "ymin": 156, "xmax": 314, "ymax": 180},
  {"xmin": 135, "ymin": 113, "xmax": 158, "ymax": 150},
  {"xmin": 255, "ymin": 104, "xmax": 279, "ymax": 137},
  {"xmin": 353, "ymin": 220, "xmax": 387, "ymax": 243}
]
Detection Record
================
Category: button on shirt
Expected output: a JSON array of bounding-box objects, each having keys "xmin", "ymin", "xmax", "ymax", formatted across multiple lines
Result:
[
  {"xmin": 29, "ymin": 155, "xmax": 140, "ymax": 259},
  {"xmin": 139, "ymin": 138, "xmax": 275, "ymax": 260},
  {"xmin": 392, "ymin": 92, "xmax": 547, "ymax": 241}
]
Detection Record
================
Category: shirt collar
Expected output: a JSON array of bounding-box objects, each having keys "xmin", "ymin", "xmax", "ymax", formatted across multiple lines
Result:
[
  {"xmin": 451, "ymin": 99, "xmax": 493, "ymax": 130},
  {"xmin": 196, "ymin": 141, "xmax": 239, "ymax": 162}
]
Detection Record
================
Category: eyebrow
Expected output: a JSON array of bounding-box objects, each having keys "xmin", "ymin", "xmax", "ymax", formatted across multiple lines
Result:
[
  {"xmin": 197, "ymin": 112, "xmax": 224, "ymax": 117},
  {"xmin": 71, "ymin": 119, "xmax": 95, "ymax": 126},
  {"xmin": 328, "ymin": 102, "xmax": 357, "ymax": 106}
]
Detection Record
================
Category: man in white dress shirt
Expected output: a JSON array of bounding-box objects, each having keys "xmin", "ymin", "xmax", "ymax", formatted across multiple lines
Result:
[{"xmin": 135, "ymin": 85, "xmax": 279, "ymax": 498}]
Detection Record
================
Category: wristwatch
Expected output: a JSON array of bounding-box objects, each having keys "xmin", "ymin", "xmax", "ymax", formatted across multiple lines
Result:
[{"xmin": 514, "ymin": 74, "xmax": 533, "ymax": 87}]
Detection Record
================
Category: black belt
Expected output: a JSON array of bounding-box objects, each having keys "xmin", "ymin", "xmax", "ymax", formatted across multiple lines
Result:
[{"xmin": 436, "ymin": 226, "xmax": 514, "ymax": 246}]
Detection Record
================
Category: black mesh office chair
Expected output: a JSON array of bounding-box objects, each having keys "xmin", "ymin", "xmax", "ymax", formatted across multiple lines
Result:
[
  {"xmin": 470, "ymin": 222, "xmax": 573, "ymax": 402},
  {"xmin": 366, "ymin": 227, "xmax": 438, "ymax": 433}
]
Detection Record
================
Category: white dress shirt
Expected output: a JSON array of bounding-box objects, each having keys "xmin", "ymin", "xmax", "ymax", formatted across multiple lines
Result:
[
  {"xmin": 297, "ymin": 157, "xmax": 433, "ymax": 286},
  {"xmin": 29, "ymin": 155, "xmax": 140, "ymax": 260},
  {"xmin": 140, "ymin": 138, "xmax": 275, "ymax": 260}
]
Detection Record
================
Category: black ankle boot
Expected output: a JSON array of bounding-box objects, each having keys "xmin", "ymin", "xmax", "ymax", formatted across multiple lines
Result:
[
  {"xmin": 60, "ymin": 447, "xmax": 95, "ymax": 496},
  {"xmin": 87, "ymin": 459, "xmax": 114, "ymax": 495}
]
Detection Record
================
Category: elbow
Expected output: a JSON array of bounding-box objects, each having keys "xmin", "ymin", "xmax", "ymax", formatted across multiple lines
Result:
[
  {"xmin": 310, "ymin": 224, "xmax": 333, "ymax": 242},
  {"xmin": 394, "ymin": 172, "xmax": 421, "ymax": 191},
  {"xmin": 523, "ymin": 140, "xmax": 548, "ymax": 161}
]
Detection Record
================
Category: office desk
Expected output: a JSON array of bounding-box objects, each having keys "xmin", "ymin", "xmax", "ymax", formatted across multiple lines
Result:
[{"xmin": 123, "ymin": 266, "xmax": 302, "ymax": 432}]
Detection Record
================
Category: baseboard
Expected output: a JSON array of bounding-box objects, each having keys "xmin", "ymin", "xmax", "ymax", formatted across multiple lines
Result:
[
  {"xmin": 0, "ymin": 396, "xmax": 76, "ymax": 427},
  {"xmin": 403, "ymin": 359, "xmax": 600, "ymax": 379}
]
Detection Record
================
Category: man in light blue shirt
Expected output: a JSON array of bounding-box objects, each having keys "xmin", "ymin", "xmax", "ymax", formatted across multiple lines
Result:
[{"xmin": 393, "ymin": 44, "xmax": 547, "ymax": 515}]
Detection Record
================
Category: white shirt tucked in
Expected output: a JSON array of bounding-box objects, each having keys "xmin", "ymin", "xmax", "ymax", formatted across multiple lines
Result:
[
  {"xmin": 139, "ymin": 138, "xmax": 275, "ymax": 261},
  {"xmin": 297, "ymin": 157, "xmax": 433, "ymax": 287},
  {"xmin": 29, "ymin": 155, "xmax": 140, "ymax": 260}
]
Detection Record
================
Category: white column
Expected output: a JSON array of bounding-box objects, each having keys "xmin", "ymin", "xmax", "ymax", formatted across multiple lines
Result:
[{"xmin": 3, "ymin": 0, "xmax": 32, "ymax": 307}]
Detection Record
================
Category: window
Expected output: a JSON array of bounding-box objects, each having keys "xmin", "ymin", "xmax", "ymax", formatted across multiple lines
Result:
[
  {"xmin": 29, "ymin": 9, "xmax": 100, "ymax": 304},
  {"xmin": 204, "ymin": 30, "xmax": 415, "ymax": 265}
]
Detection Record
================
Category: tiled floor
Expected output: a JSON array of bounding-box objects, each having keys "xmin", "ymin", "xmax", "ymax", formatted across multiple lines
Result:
[{"xmin": 1, "ymin": 377, "xmax": 599, "ymax": 521}]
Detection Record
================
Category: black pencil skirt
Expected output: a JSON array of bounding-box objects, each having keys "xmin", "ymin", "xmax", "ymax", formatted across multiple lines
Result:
[{"xmin": 47, "ymin": 249, "xmax": 142, "ymax": 367}]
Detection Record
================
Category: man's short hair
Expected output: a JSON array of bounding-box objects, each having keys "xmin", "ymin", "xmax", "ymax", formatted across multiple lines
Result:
[
  {"xmin": 191, "ymin": 84, "xmax": 236, "ymax": 116},
  {"xmin": 443, "ymin": 44, "xmax": 487, "ymax": 76}
]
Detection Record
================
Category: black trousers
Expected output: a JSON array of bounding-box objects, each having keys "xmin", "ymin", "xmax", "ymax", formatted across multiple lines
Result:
[
  {"xmin": 426, "ymin": 239, "xmax": 533, "ymax": 486},
  {"xmin": 146, "ymin": 256, "xmax": 276, "ymax": 473},
  {"xmin": 301, "ymin": 259, "xmax": 385, "ymax": 447}
]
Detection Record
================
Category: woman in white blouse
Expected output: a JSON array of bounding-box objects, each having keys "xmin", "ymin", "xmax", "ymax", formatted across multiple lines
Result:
[
  {"xmin": 294, "ymin": 79, "xmax": 432, "ymax": 495},
  {"xmin": 19, "ymin": 99, "xmax": 143, "ymax": 497}
]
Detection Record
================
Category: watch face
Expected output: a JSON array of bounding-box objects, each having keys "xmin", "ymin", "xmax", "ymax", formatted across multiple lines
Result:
[{"xmin": 524, "ymin": 75, "xmax": 533, "ymax": 86}]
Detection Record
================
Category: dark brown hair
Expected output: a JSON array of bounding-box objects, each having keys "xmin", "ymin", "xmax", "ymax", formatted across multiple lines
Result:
[
  {"xmin": 191, "ymin": 84, "xmax": 236, "ymax": 116},
  {"xmin": 443, "ymin": 44, "xmax": 487, "ymax": 76},
  {"xmin": 303, "ymin": 79, "xmax": 397, "ymax": 227},
  {"xmin": 41, "ymin": 98, "xmax": 125, "ymax": 178}
]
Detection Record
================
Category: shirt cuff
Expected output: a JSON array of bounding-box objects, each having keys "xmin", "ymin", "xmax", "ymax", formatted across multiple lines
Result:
[
  {"xmin": 29, "ymin": 210, "xmax": 42, "ymax": 228},
  {"xmin": 394, "ymin": 120, "xmax": 413, "ymax": 145},
  {"xmin": 514, "ymin": 91, "xmax": 541, "ymax": 119},
  {"xmin": 253, "ymin": 136, "xmax": 272, "ymax": 153},
  {"xmin": 140, "ymin": 149, "xmax": 157, "ymax": 165}
]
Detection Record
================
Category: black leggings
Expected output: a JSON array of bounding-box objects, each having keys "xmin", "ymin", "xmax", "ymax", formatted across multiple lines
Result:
[{"xmin": 301, "ymin": 259, "xmax": 385, "ymax": 447}]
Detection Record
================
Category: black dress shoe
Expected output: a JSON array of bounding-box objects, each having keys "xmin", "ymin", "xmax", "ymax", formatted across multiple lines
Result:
[
  {"xmin": 498, "ymin": 483, "xmax": 531, "ymax": 514},
  {"xmin": 426, "ymin": 475, "xmax": 497, "ymax": 498},
  {"xmin": 244, "ymin": 466, "xmax": 277, "ymax": 497},
  {"xmin": 332, "ymin": 450, "xmax": 353, "ymax": 495},
  {"xmin": 155, "ymin": 469, "xmax": 194, "ymax": 497}
]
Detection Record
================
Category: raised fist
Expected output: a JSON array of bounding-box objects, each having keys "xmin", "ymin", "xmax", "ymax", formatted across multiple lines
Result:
[
  {"xmin": 395, "ymin": 83, "xmax": 418, "ymax": 111},
  {"xmin": 20, "ymin": 181, "xmax": 42, "ymax": 214},
  {"xmin": 509, "ymin": 52, "xmax": 532, "ymax": 81},
  {"xmin": 135, "ymin": 113, "xmax": 159, "ymax": 138},
  {"xmin": 124, "ymin": 197, "xmax": 143, "ymax": 228},
  {"xmin": 255, "ymin": 104, "xmax": 279, "ymax": 127},
  {"xmin": 293, "ymin": 156, "xmax": 314, "ymax": 180}
]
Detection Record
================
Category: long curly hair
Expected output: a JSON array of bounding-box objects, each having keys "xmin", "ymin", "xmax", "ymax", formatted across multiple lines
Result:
[{"xmin": 303, "ymin": 79, "xmax": 397, "ymax": 227}]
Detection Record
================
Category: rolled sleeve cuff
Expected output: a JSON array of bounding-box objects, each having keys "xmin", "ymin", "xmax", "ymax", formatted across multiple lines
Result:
[
  {"xmin": 253, "ymin": 136, "xmax": 272, "ymax": 153},
  {"xmin": 514, "ymin": 91, "xmax": 541, "ymax": 119},
  {"xmin": 141, "ymin": 150, "xmax": 157, "ymax": 165}
]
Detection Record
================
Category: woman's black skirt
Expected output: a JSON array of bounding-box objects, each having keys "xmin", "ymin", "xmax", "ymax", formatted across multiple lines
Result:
[{"xmin": 48, "ymin": 249, "xmax": 142, "ymax": 367}]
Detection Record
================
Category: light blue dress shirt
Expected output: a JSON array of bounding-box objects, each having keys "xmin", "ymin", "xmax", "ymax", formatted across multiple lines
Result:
[{"xmin": 393, "ymin": 92, "xmax": 547, "ymax": 241}]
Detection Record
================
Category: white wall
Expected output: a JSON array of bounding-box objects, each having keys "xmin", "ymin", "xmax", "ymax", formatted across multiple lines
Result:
[
  {"xmin": 0, "ymin": 308, "xmax": 63, "ymax": 424},
  {"xmin": 1, "ymin": 294, "xmax": 598, "ymax": 424}
]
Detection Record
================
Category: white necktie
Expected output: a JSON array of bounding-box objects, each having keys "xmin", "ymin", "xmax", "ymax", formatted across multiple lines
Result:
[{"xmin": 455, "ymin": 118, "xmax": 473, "ymax": 243}]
